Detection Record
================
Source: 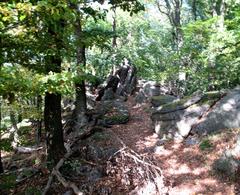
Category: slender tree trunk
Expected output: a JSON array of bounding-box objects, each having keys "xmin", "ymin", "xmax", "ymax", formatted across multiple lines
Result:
[
  {"xmin": 192, "ymin": 0, "xmax": 197, "ymax": 21},
  {"xmin": 10, "ymin": 109, "xmax": 20, "ymax": 149},
  {"xmin": 72, "ymin": 18, "xmax": 88, "ymax": 131},
  {"xmin": 111, "ymin": 8, "xmax": 117, "ymax": 74},
  {"xmin": 0, "ymin": 96, "xmax": 3, "ymax": 173},
  {"xmin": 36, "ymin": 95, "xmax": 42, "ymax": 145},
  {"xmin": 0, "ymin": 150, "xmax": 3, "ymax": 174}
]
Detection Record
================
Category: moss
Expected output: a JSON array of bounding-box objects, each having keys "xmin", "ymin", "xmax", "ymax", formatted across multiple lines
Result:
[
  {"xmin": 197, "ymin": 91, "xmax": 222, "ymax": 105},
  {"xmin": 91, "ymin": 132, "xmax": 110, "ymax": 141},
  {"xmin": 199, "ymin": 139, "xmax": 213, "ymax": 150},
  {"xmin": 103, "ymin": 114, "xmax": 129, "ymax": 125},
  {"xmin": 159, "ymin": 95, "xmax": 192, "ymax": 112},
  {"xmin": 158, "ymin": 91, "xmax": 223, "ymax": 113},
  {"xmin": 0, "ymin": 173, "xmax": 17, "ymax": 191}
]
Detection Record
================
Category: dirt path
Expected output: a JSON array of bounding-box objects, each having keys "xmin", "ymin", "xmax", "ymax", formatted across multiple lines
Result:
[{"xmin": 111, "ymin": 97, "xmax": 238, "ymax": 195}]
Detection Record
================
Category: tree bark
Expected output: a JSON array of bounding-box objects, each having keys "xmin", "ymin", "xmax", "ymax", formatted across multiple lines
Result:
[
  {"xmin": 44, "ymin": 20, "xmax": 65, "ymax": 164},
  {"xmin": 191, "ymin": 0, "xmax": 197, "ymax": 21},
  {"xmin": 72, "ymin": 17, "xmax": 88, "ymax": 131},
  {"xmin": 44, "ymin": 92, "xmax": 65, "ymax": 164},
  {"xmin": 10, "ymin": 110, "xmax": 19, "ymax": 149},
  {"xmin": 0, "ymin": 96, "xmax": 3, "ymax": 174},
  {"xmin": 36, "ymin": 95, "xmax": 42, "ymax": 145},
  {"xmin": 0, "ymin": 150, "xmax": 3, "ymax": 174}
]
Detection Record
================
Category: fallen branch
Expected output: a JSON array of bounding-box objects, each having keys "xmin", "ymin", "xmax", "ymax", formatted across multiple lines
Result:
[
  {"xmin": 106, "ymin": 129, "xmax": 167, "ymax": 194},
  {"xmin": 43, "ymin": 126, "xmax": 104, "ymax": 195},
  {"xmin": 15, "ymin": 146, "xmax": 43, "ymax": 154}
]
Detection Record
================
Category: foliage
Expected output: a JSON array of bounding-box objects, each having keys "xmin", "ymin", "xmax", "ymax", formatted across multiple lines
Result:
[{"xmin": 199, "ymin": 139, "xmax": 213, "ymax": 151}]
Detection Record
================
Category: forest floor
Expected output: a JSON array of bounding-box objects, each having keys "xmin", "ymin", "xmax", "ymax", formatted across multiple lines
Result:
[
  {"xmin": 110, "ymin": 96, "xmax": 240, "ymax": 195},
  {"xmin": 1, "ymin": 96, "xmax": 240, "ymax": 194}
]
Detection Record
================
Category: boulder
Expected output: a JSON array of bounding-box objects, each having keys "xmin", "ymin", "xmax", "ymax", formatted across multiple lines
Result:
[
  {"xmin": 151, "ymin": 95, "xmax": 177, "ymax": 107},
  {"xmin": 96, "ymin": 99, "xmax": 130, "ymax": 126},
  {"xmin": 96, "ymin": 64, "xmax": 137, "ymax": 101},
  {"xmin": 213, "ymin": 136, "xmax": 240, "ymax": 181},
  {"xmin": 192, "ymin": 86, "xmax": 240, "ymax": 135},
  {"xmin": 134, "ymin": 80, "xmax": 172, "ymax": 104},
  {"xmin": 151, "ymin": 91, "xmax": 224, "ymax": 140},
  {"xmin": 101, "ymin": 88, "xmax": 115, "ymax": 101}
]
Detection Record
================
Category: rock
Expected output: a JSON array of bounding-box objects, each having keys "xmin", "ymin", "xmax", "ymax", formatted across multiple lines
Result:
[
  {"xmin": 212, "ymin": 152, "xmax": 240, "ymax": 180},
  {"xmin": 102, "ymin": 88, "xmax": 115, "ymax": 101},
  {"xmin": 185, "ymin": 136, "xmax": 200, "ymax": 145},
  {"xmin": 86, "ymin": 145, "xmax": 103, "ymax": 162},
  {"xmin": 135, "ymin": 91, "xmax": 147, "ymax": 104},
  {"xmin": 151, "ymin": 91, "xmax": 223, "ymax": 140},
  {"xmin": 143, "ymin": 81, "xmax": 161, "ymax": 97},
  {"xmin": 192, "ymin": 86, "xmax": 240, "ymax": 135},
  {"xmin": 63, "ymin": 190, "xmax": 73, "ymax": 195},
  {"xmin": 231, "ymin": 135, "xmax": 240, "ymax": 158},
  {"xmin": 134, "ymin": 80, "xmax": 174, "ymax": 104},
  {"xmin": 116, "ymin": 64, "xmax": 137, "ymax": 96},
  {"xmin": 96, "ymin": 99, "xmax": 130, "ymax": 126},
  {"xmin": 87, "ymin": 168, "xmax": 104, "ymax": 182},
  {"xmin": 151, "ymin": 95, "xmax": 177, "ymax": 107},
  {"xmin": 96, "ymin": 64, "xmax": 137, "ymax": 101}
]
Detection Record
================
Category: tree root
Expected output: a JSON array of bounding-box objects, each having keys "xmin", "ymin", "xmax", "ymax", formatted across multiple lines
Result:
[
  {"xmin": 42, "ymin": 126, "xmax": 104, "ymax": 195},
  {"xmin": 107, "ymin": 129, "xmax": 168, "ymax": 194}
]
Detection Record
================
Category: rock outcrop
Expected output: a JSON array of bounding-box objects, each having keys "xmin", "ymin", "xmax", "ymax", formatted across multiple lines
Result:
[
  {"xmin": 95, "ymin": 99, "xmax": 130, "ymax": 126},
  {"xmin": 151, "ymin": 95, "xmax": 177, "ymax": 108},
  {"xmin": 192, "ymin": 87, "xmax": 240, "ymax": 135},
  {"xmin": 96, "ymin": 64, "xmax": 137, "ymax": 101},
  {"xmin": 212, "ymin": 134, "xmax": 240, "ymax": 180},
  {"xmin": 135, "ymin": 81, "xmax": 170, "ymax": 104},
  {"xmin": 151, "ymin": 91, "xmax": 225, "ymax": 140}
]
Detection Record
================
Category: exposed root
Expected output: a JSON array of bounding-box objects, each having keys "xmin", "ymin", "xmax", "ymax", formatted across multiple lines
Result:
[
  {"xmin": 107, "ymin": 130, "xmax": 168, "ymax": 194},
  {"xmin": 43, "ymin": 126, "xmax": 103, "ymax": 195}
]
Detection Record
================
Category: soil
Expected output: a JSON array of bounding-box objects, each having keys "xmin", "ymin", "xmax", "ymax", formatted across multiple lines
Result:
[
  {"xmin": 111, "ymin": 97, "xmax": 240, "ymax": 195},
  {"xmin": 1, "ymin": 96, "xmax": 240, "ymax": 194}
]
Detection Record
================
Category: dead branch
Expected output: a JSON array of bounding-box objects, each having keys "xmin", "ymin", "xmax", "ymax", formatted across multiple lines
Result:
[
  {"xmin": 15, "ymin": 146, "xmax": 43, "ymax": 154},
  {"xmin": 43, "ymin": 126, "xmax": 104, "ymax": 195}
]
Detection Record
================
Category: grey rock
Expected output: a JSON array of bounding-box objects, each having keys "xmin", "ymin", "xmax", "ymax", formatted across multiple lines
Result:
[
  {"xmin": 96, "ymin": 99, "xmax": 129, "ymax": 126},
  {"xmin": 151, "ymin": 91, "xmax": 223, "ymax": 140},
  {"xmin": 185, "ymin": 137, "xmax": 200, "ymax": 145},
  {"xmin": 102, "ymin": 88, "xmax": 115, "ymax": 101},
  {"xmin": 87, "ymin": 168, "xmax": 104, "ymax": 181},
  {"xmin": 135, "ymin": 91, "xmax": 147, "ymax": 104},
  {"xmin": 151, "ymin": 95, "xmax": 177, "ymax": 107},
  {"xmin": 212, "ymin": 153, "xmax": 240, "ymax": 180},
  {"xmin": 86, "ymin": 145, "xmax": 103, "ymax": 162},
  {"xmin": 192, "ymin": 86, "xmax": 240, "ymax": 135},
  {"xmin": 63, "ymin": 190, "xmax": 73, "ymax": 195}
]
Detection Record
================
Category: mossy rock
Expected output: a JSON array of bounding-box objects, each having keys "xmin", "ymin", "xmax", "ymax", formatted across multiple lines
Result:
[
  {"xmin": 151, "ymin": 95, "xmax": 177, "ymax": 107},
  {"xmin": 156, "ymin": 94, "xmax": 202, "ymax": 114},
  {"xmin": 212, "ymin": 155, "xmax": 240, "ymax": 181},
  {"xmin": 97, "ymin": 100, "xmax": 129, "ymax": 126},
  {"xmin": 197, "ymin": 91, "xmax": 223, "ymax": 105},
  {"xmin": 103, "ymin": 114, "xmax": 129, "ymax": 125}
]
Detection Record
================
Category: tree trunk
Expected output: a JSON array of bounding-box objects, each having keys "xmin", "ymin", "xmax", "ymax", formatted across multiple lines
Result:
[
  {"xmin": 36, "ymin": 95, "xmax": 42, "ymax": 145},
  {"xmin": 0, "ymin": 97, "xmax": 3, "ymax": 174},
  {"xmin": 44, "ymin": 92, "xmax": 65, "ymax": 164},
  {"xmin": 10, "ymin": 110, "xmax": 19, "ymax": 149},
  {"xmin": 44, "ymin": 21, "xmax": 65, "ymax": 164},
  {"xmin": 72, "ymin": 18, "xmax": 88, "ymax": 131},
  {"xmin": 111, "ymin": 8, "xmax": 117, "ymax": 74},
  {"xmin": 0, "ymin": 150, "xmax": 3, "ymax": 174},
  {"xmin": 192, "ymin": 0, "xmax": 197, "ymax": 21}
]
